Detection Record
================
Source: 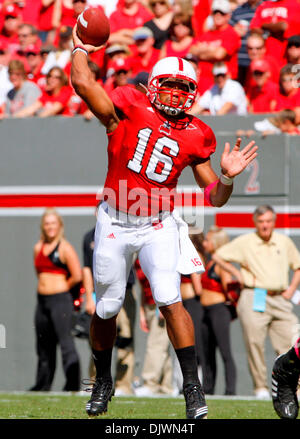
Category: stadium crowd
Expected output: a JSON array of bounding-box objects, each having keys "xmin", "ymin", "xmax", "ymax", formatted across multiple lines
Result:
[{"xmin": 0, "ymin": 0, "xmax": 299, "ymax": 130}]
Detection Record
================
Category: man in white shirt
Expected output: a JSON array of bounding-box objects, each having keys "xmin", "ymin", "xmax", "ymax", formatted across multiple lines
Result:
[{"xmin": 191, "ymin": 63, "xmax": 248, "ymax": 116}]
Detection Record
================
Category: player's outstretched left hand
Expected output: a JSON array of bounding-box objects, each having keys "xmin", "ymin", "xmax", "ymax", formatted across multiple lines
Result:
[{"xmin": 220, "ymin": 137, "xmax": 258, "ymax": 178}]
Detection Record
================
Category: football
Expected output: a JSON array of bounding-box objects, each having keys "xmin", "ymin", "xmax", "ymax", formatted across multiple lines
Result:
[{"xmin": 76, "ymin": 7, "xmax": 110, "ymax": 46}]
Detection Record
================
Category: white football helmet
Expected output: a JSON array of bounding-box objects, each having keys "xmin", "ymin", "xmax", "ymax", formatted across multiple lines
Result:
[{"xmin": 147, "ymin": 57, "xmax": 197, "ymax": 116}]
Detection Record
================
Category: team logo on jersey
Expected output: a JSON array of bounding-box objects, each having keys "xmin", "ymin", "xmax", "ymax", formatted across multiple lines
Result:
[
  {"xmin": 185, "ymin": 122, "xmax": 197, "ymax": 130},
  {"xmin": 159, "ymin": 120, "xmax": 172, "ymax": 136}
]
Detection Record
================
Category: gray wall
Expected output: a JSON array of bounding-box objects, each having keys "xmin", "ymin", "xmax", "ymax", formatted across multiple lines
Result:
[{"xmin": 0, "ymin": 115, "xmax": 299, "ymax": 396}]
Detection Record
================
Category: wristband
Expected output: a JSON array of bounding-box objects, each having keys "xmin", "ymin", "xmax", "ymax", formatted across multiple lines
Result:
[
  {"xmin": 220, "ymin": 173, "xmax": 233, "ymax": 186},
  {"xmin": 72, "ymin": 45, "xmax": 88, "ymax": 56},
  {"xmin": 204, "ymin": 179, "xmax": 219, "ymax": 206}
]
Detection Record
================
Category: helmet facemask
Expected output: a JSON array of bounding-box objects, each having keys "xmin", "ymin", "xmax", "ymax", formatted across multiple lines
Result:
[{"xmin": 148, "ymin": 75, "xmax": 197, "ymax": 116}]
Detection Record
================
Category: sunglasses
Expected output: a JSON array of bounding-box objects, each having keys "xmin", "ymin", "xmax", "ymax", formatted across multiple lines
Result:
[
  {"xmin": 252, "ymin": 70, "xmax": 265, "ymax": 76},
  {"xmin": 25, "ymin": 52, "xmax": 38, "ymax": 57},
  {"xmin": 0, "ymin": 50, "xmax": 5, "ymax": 55},
  {"xmin": 73, "ymin": 0, "xmax": 86, "ymax": 3}
]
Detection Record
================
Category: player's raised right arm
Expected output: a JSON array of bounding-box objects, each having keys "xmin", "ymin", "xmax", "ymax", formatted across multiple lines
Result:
[{"xmin": 71, "ymin": 26, "xmax": 119, "ymax": 132}]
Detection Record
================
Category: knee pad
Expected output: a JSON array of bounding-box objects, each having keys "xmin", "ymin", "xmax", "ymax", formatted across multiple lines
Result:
[
  {"xmin": 94, "ymin": 281, "xmax": 125, "ymax": 319},
  {"xmin": 96, "ymin": 298, "xmax": 123, "ymax": 319},
  {"xmin": 150, "ymin": 273, "xmax": 181, "ymax": 307}
]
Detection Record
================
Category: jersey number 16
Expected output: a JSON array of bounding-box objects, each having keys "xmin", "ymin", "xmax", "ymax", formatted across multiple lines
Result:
[{"xmin": 127, "ymin": 127, "xmax": 179, "ymax": 183}]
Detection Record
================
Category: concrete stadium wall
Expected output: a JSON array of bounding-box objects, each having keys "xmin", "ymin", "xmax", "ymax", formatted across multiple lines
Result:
[{"xmin": 0, "ymin": 115, "xmax": 299, "ymax": 396}]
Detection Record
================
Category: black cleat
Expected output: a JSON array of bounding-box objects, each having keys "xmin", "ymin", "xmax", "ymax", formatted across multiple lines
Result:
[
  {"xmin": 272, "ymin": 353, "xmax": 299, "ymax": 419},
  {"xmin": 85, "ymin": 377, "xmax": 114, "ymax": 416},
  {"xmin": 183, "ymin": 382, "xmax": 208, "ymax": 419}
]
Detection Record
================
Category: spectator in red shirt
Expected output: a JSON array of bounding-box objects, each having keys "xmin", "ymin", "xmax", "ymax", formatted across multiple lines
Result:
[
  {"xmin": 14, "ymin": 66, "xmax": 73, "ymax": 117},
  {"xmin": 24, "ymin": 44, "xmax": 47, "ymax": 89},
  {"xmin": 0, "ymin": 4, "xmax": 23, "ymax": 54},
  {"xmin": 69, "ymin": 59, "xmax": 102, "ymax": 119},
  {"xmin": 52, "ymin": 0, "xmax": 78, "ymax": 30},
  {"xmin": 246, "ymin": 59, "xmax": 278, "ymax": 113},
  {"xmin": 21, "ymin": 0, "xmax": 41, "ymax": 27},
  {"xmin": 190, "ymin": 0, "xmax": 241, "ymax": 93},
  {"xmin": 108, "ymin": 0, "xmax": 153, "ymax": 46},
  {"xmin": 129, "ymin": 26, "xmax": 160, "ymax": 76},
  {"xmin": 17, "ymin": 23, "xmax": 42, "ymax": 54},
  {"xmin": 160, "ymin": 12, "xmax": 196, "ymax": 60},
  {"xmin": 250, "ymin": 0, "xmax": 300, "ymax": 67},
  {"xmin": 103, "ymin": 56, "xmax": 133, "ymax": 95},
  {"xmin": 244, "ymin": 32, "xmax": 280, "ymax": 89},
  {"xmin": 285, "ymin": 35, "xmax": 300, "ymax": 67},
  {"xmin": 37, "ymin": 0, "xmax": 57, "ymax": 44},
  {"xmin": 12, "ymin": 24, "xmax": 42, "ymax": 70},
  {"xmin": 271, "ymin": 64, "xmax": 300, "ymax": 113},
  {"xmin": 190, "ymin": 0, "xmax": 212, "ymax": 38},
  {"xmin": 104, "ymin": 43, "xmax": 130, "ymax": 76}
]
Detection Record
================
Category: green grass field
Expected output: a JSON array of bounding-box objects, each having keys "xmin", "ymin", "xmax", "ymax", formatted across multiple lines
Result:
[{"xmin": 0, "ymin": 393, "xmax": 284, "ymax": 419}]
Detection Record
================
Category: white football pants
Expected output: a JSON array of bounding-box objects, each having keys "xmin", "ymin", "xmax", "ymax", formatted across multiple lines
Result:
[{"xmin": 93, "ymin": 202, "xmax": 182, "ymax": 319}]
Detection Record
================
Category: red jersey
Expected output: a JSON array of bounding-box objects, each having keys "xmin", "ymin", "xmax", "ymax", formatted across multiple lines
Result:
[
  {"xmin": 128, "ymin": 47, "xmax": 160, "ymax": 76},
  {"xmin": 39, "ymin": 86, "xmax": 73, "ymax": 116},
  {"xmin": 250, "ymin": 0, "xmax": 300, "ymax": 64},
  {"xmin": 22, "ymin": 0, "xmax": 41, "ymax": 27},
  {"xmin": 109, "ymin": 4, "xmax": 153, "ymax": 33},
  {"xmin": 60, "ymin": 4, "xmax": 76, "ymax": 27},
  {"xmin": 27, "ymin": 62, "xmax": 46, "ymax": 87},
  {"xmin": 35, "ymin": 242, "xmax": 70, "ymax": 277},
  {"xmin": 164, "ymin": 38, "xmax": 197, "ymax": 60},
  {"xmin": 192, "ymin": 0, "xmax": 212, "ymax": 38},
  {"xmin": 273, "ymin": 89, "xmax": 300, "ymax": 111},
  {"xmin": 244, "ymin": 54, "xmax": 280, "ymax": 90},
  {"xmin": 103, "ymin": 86, "xmax": 216, "ymax": 216},
  {"xmin": 196, "ymin": 25, "xmax": 240, "ymax": 91},
  {"xmin": 246, "ymin": 80, "xmax": 278, "ymax": 113},
  {"xmin": 37, "ymin": 0, "xmax": 54, "ymax": 32},
  {"xmin": 201, "ymin": 261, "xmax": 224, "ymax": 294}
]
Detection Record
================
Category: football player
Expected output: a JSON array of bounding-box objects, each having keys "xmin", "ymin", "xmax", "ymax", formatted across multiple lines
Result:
[{"xmin": 71, "ymin": 26, "xmax": 258, "ymax": 419}]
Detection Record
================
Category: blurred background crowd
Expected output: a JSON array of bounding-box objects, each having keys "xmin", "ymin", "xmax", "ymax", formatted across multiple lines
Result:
[{"xmin": 0, "ymin": 0, "xmax": 299, "ymax": 132}]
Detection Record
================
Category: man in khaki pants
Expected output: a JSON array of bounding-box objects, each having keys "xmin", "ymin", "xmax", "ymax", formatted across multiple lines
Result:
[{"xmin": 213, "ymin": 205, "xmax": 300, "ymax": 399}]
